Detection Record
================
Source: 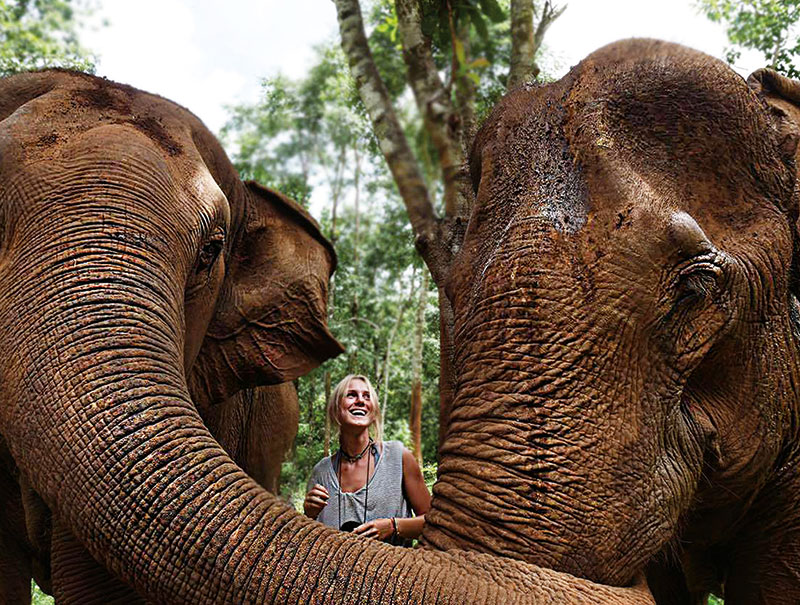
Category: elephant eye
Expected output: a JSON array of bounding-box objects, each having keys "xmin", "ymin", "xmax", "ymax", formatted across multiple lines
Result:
[
  {"xmin": 674, "ymin": 264, "xmax": 721, "ymax": 307},
  {"xmin": 196, "ymin": 231, "xmax": 225, "ymax": 274}
]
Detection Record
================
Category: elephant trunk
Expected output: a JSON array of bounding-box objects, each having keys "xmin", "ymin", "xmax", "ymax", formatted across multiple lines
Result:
[
  {"xmin": 0, "ymin": 258, "xmax": 655, "ymax": 603},
  {"xmin": 0, "ymin": 243, "xmax": 264, "ymax": 598},
  {"xmin": 422, "ymin": 285, "xmax": 702, "ymax": 586}
]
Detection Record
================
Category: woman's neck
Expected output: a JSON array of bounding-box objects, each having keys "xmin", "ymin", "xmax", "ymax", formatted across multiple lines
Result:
[{"xmin": 339, "ymin": 429, "xmax": 371, "ymax": 457}]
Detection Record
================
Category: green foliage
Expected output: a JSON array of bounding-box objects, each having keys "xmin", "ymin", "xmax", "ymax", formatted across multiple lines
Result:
[
  {"xmin": 698, "ymin": 0, "xmax": 800, "ymax": 77},
  {"xmin": 32, "ymin": 581, "xmax": 54, "ymax": 605},
  {"xmin": 708, "ymin": 594, "xmax": 724, "ymax": 604},
  {"xmin": 0, "ymin": 0, "xmax": 95, "ymax": 76},
  {"xmin": 222, "ymin": 42, "xmax": 442, "ymax": 506},
  {"xmin": 421, "ymin": 0, "xmax": 506, "ymax": 49}
]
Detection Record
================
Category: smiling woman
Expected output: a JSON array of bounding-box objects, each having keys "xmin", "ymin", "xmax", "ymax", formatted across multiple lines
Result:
[{"xmin": 303, "ymin": 374, "xmax": 431, "ymax": 544}]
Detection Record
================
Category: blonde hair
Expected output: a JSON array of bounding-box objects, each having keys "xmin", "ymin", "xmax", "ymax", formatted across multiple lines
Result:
[{"xmin": 327, "ymin": 374, "xmax": 383, "ymax": 443}]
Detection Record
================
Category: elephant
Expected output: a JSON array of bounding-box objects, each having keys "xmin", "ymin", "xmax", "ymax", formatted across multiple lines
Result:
[
  {"xmin": 202, "ymin": 383, "xmax": 300, "ymax": 495},
  {"xmin": 421, "ymin": 38, "xmax": 800, "ymax": 604},
  {"xmin": 0, "ymin": 69, "xmax": 658, "ymax": 603},
  {"xmin": 0, "ymin": 70, "xmax": 345, "ymax": 602},
  {"xmin": 5, "ymin": 38, "xmax": 800, "ymax": 605},
  {"xmin": 0, "ymin": 382, "xmax": 300, "ymax": 603}
]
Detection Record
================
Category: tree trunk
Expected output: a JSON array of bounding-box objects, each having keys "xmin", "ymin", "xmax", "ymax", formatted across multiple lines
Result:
[
  {"xmin": 333, "ymin": 0, "xmax": 467, "ymax": 459},
  {"xmin": 509, "ymin": 0, "xmax": 566, "ymax": 89},
  {"xmin": 508, "ymin": 0, "xmax": 537, "ymax": 88},
  {"xmin": 410, "ymin": 269, "xmax": 428, "ymax": 465},
  {"xmin": 324, "ymin": 370, "xmax": 332, "ymax": 457},
  {"xmin": 453, "ymin": 11, "xmax": 477, "ymax": 148}
]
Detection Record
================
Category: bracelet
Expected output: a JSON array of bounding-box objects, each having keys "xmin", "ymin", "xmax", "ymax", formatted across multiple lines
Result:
[{"xmin": 390, "ymin": 517, "xmax": 398, "ymax": 539}]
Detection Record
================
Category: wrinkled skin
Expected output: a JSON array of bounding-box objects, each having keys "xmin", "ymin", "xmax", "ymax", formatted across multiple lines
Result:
[
  {"xmin": 0, "ymin": 382, "xmax": 299, "ymax": 603},
  {"xmin": 420, "ymin": 40, "xmax": 800, "ymax": 604},
  {"xmin": 0, "ymin": 70, "xmax": 662, "ymax": 605},
  {"xmin": 0, "ymin": 70, "xmax": 345, "ymax": 602},
  {"xmin": 202, "ymin": 383, "xmax": 299, "ymax": 495}
]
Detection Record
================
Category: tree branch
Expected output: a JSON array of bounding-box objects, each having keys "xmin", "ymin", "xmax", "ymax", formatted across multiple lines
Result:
[
  {"xmin": 332, "ymin": 0, "xmax": 440, "ymax": 259},
  {"xmin": 533, "ymin": 0, "xmax": 566, "ymax": 60},
  {"xmin": 395, "ymin": 0, "xmax": 474, "ymax": 221}
]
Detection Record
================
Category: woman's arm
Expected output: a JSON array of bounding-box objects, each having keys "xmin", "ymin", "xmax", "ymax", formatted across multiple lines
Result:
[
  {"xmin": 353, "ymin": 446, "xmax": 432, "ymax": 541},
  {"xmin": 396, "ymin": 447, "xmax": 430, "ymax": 539}
]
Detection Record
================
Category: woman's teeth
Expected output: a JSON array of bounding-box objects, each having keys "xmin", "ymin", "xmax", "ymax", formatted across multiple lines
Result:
[{"xmin": 350, "ymin": 409, "xmax": 367, "ymax": 416}]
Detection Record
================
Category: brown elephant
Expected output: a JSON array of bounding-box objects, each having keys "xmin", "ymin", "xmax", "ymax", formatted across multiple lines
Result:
[
  {"xmin": 0, "ymin": 70, "xmax": 344, "ymax": 602},
  {"xmin": 422, "ymin": 39, "xmax": 800, "ymax": 604},
  {"xmin": 0, "ymin": 382, "xmax": 300, "ymax": 603},
  {"xmin": 0, "ymin": 70, "xmax": 653, "ymax": 603},
  {"xmin": 203, "ymin": 383, "xmax": 300, "ymax": 495}
]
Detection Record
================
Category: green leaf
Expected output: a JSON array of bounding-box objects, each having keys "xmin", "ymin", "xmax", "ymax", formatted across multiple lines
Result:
[
  {"xmin": 469, "ymin": 57, "xmax": 490, "ymax": 68},
  {"xmin": 454, "ymin": 38, "xmax": 466, "ymax": 66},
  {"xmin": 468, "ymin": 9, "xmax": 489, "ymax": 41},
  {"xmin": 477, "ymin": 0, "xmax": 506, "ymax": 22}
]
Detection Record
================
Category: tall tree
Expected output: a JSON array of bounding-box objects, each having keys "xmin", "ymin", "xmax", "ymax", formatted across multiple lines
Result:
[
  {"xmin": 333, "ymin": 0, "xmax": 564, "ymax": 448},
  {"xmin": 698, "ymin": 0, "xmax": 800, "ymax": 77},
  {"xmin": 409, "ymin": 268, "xmax": 428, "ymax": 464},
  {"xmin": 0, "ymin": 0, "xmax": 95, "ymax": 76},
  {"xmin": 223, "ymin": 43, "xmax": 442, "ymax": 503}
]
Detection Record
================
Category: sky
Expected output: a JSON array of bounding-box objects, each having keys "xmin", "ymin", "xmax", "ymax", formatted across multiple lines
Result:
[{"xmin": 80, "ymin": 0, "xmax": 765, "ymax": 136}]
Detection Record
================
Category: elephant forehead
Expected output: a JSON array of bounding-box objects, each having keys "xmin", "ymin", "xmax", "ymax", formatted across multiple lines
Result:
[
  {"xmin": 564, "ymin": 44, "xmax": 794, "ymax": 221},
  {"xmin": 469, "ymin": 82, "xmax": 590, "ymax": 242}
]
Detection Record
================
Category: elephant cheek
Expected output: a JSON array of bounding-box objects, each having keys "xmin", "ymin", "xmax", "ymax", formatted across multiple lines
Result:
[{"xmin": 183, "ymin": 257, "xmax": 225, "ymax": 374}]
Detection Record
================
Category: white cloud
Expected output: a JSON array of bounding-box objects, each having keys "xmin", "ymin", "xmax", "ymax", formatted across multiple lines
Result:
[
  {"xmin": 80, "ymin": 1, "xmax": 771, "ymax": 140},
  {"xmin": 82, "ymin": 0, "xmax": 338, "ymax": 132}
]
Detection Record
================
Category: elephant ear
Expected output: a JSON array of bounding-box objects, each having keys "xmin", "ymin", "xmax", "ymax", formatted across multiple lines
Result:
[
  {"xmin": 188, "ymin": 181, "xmax": 343, "ymax": 409},
  {"xmin": 748, "ymin": 68, "xmax": 800, "ymax": 296}
]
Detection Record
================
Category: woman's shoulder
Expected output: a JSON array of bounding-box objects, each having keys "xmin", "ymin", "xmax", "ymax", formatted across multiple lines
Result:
[
  {"xmin": 381, "ymin": 440, "xmax": 413, "ymax": 461},
  {"xmin": 309, "ymin": 454, "xmax": 335, "ymax": 477}
]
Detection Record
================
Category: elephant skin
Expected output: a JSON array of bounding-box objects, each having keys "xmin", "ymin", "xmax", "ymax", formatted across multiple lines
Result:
[
  {"xmin": 420, "ymin": 39, "xmax": 800, "ymax": 604},
  {"xmin": 0, "ymin": 70, "xmax": 659, "ymax": 603},
  {"xmin": 200, "ymin": 383, "xmax": 299, "ymax": 495},
  {"xmin": 0, "ymin": 70, "xmax": 345, "ymax": 601},
  {"xmin": 1, "ymin": 382, "xmax": 299, "ymax": 603}
]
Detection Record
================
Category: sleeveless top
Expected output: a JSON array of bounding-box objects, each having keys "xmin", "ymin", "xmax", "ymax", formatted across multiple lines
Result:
[{"xmin": 307, "ymin": 440, "xmax": 412, "ymax": 544}]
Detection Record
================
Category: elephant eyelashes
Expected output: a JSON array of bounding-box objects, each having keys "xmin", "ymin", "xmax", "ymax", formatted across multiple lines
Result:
[
  {"xmin": 195, "ymin": 233, "xmax": 225, "ymax": 274},
  {"xmin": 674, "ymin": 265, "xmax": 721, "ymax": 308}
]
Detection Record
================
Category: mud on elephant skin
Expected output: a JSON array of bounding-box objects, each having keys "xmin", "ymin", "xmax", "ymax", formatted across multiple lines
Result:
[
  {"xmin": 11, "ymin": 44, "xmax": 798, "ymax": 603},
  {"xmin": 421, "ymin": 39, "xmax": 800, "ymax": 603},
  {"xmin": 0, "ymin": 382, "xmax": 301, "ymax": 603},
  {"xmin": 0, "ymin": 70, "xmax": 662, "ymax": 605},
  {"xmin": 0, "ymin": 70, "xmax": 345, "ymax": 601}
]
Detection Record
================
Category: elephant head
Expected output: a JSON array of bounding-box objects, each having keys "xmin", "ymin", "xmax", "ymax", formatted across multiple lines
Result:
[
  {"xmin": 0, "ymin": 70, "xmax": 345, "ymax": 598},
  {"xmin": 0, "ymin": 69, "xmax": 656, "ymax": 603},
  {"xmin": 422, "ymin": 39, "xmax": 800, "ymax": 601}
]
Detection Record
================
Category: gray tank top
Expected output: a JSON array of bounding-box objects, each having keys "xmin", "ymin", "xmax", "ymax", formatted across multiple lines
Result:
[{"xmin": 308, "ymin": 440, "xmax": 412, "ymax": 539}]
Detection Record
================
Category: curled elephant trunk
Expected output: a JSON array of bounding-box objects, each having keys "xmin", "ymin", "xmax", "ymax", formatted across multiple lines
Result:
[
  {"xmin": 0, "ymin": 266, "xmax": 651, "ymax": 602},
  {"xmin": 0, "ymin": 69, "xmax": 658, "ymax": 603}
]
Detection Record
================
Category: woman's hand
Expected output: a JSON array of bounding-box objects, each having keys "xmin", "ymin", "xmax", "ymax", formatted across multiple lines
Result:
[
  {"xmin": 303, "ymin": 484, "xmax": 330, "ymax": 519},
  {"xmin": 353, "ymin": 517, "xmax": 395, "ymax": 540}
]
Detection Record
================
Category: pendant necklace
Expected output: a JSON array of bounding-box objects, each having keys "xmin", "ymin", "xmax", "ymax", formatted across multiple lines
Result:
[{"xmin": 337, "ymin": 438, "xmax": 373, "ymax": 531}]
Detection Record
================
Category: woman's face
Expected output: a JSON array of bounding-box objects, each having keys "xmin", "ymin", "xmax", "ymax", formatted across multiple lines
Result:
[{"xmin": 338, "ymin": 378, "xmax": 375, "ymax": 431}]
